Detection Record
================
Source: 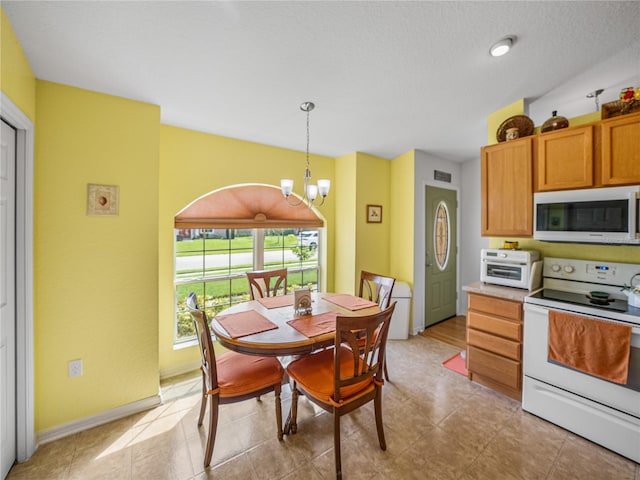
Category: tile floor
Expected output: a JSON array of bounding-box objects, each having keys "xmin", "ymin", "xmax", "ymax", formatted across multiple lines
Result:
[{"xmin": 7, "ymin": 335, "xmax": 640, "ymax": 479}]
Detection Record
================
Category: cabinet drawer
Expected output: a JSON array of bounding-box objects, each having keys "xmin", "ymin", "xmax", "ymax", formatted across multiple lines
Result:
[
  {"xmin": 468, "ymin": 294, "xmax": 522, "ymax": 320},
  {"xmin": 467, "ymin": 328, "xmax": 521, "ymax": 361},
  {"xmin": 467, "ymin": 311, "xmax": 522, "ymax": 341},
  {"xmin": 468, "ymin": 346, "xmax": 521, "ymax": 390}
]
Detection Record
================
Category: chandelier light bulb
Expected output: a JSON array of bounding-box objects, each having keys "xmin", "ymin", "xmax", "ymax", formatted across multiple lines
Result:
[
  {"xmin": 280, "ymin": 179, "xmax": 294, "ymax": 196},
  {"xmin": 306, "ymin": 184, "xmax": 318, "ymax": 201},
  {"xmin": 317, "ymin": 179, "xmax": 331, "ymax": 197}
]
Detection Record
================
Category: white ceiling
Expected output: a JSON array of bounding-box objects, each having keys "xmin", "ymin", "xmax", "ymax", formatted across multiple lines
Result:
[{"xmin": 3, "ymin": 1, "xmax": 640, "ymax": 162}]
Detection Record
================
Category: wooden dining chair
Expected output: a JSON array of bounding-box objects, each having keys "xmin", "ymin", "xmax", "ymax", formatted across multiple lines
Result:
[
  {"xmin": 246, "ymin": 268, "xmax": 288, "ymax": 300},
  {"xmin": 359, "ymin": 271, "xmax": 395, "ymax": 380},
  {"xmin": 286, "ymin": 303, "xmax": 396, "ymax": 479},
  {"xmin": 359, "ymin": 271, "xmax": 395, "ymax": 309},
  {"xmin": 186, "ymin": 292, "xmax": 284, "ymax": 467}
]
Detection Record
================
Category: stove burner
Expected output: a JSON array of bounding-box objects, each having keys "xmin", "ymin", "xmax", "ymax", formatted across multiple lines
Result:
[{"xmin": 586, "ymin": 294, "xmax": 613, "ymax": 305}]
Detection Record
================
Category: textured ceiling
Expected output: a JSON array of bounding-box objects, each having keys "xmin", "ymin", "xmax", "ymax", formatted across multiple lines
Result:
[{"xmin": 3, "ymin": 1, "xmax": 640, "ymax": 162}]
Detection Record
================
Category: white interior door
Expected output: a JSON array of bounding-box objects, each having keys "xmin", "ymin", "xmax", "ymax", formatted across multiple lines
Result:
[{"xmin": 1, "ymin": 119, "xmax": 17, "ymax": 479}]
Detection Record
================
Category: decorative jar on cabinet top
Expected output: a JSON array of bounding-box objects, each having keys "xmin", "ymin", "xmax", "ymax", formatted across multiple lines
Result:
[{"xmin": 541, "ymin": 110, "xmax": 569, "ymax": 133}]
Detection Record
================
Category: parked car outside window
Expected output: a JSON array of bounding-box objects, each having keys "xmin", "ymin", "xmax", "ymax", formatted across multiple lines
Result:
[{"xmin": 299, "ymin": 231, "xmax": 318, "ymax": 249}]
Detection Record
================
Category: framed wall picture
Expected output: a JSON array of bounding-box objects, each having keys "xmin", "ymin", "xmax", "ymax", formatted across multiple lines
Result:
[
  {"xmin": 367, "ymin": 204, "xmax": 382, "ymax": 223},
  {"xmin": 87, "ymin": 183, "xmax": 119, "ymax": 216}
]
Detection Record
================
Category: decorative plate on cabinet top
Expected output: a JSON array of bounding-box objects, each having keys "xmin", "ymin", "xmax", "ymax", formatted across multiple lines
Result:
[{"xmin": 496, "ymin": 115, "xmax": 534, "ymax": 142}]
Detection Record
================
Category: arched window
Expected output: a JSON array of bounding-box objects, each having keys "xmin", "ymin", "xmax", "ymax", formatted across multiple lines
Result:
[{"xmin": 173, "ymin": 184, "xmax": 324, "ymax": 342}]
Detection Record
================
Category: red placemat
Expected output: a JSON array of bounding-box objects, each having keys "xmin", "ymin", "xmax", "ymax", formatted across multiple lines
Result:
[
  {"xmin": 323, "ymin": 294, "xmax": 377, "ymax": 311},
  {"xmin": 257, "ymin": 294, "xmax": 294, "ymax": 309},
  {"xmin": 215, "ymin": 310, "xmax": 279, "ymax": 338},
  {"xmin": 287, "ymin": 311, "xmax": 338, "ymax": 338}
]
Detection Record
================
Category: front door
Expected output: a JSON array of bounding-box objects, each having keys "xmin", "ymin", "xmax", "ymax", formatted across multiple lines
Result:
[
  {"xmin": 424, "ymin": 186, "xmax": 457, "ymax": 328},
  {"xmin": 1, "ymin": 119, "xmax": 17, "ymax": 479}
]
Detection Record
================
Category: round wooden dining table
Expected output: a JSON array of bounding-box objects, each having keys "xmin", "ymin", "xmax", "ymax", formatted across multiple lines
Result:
[{"xmin": 210, "ymin": 292, "xmax": 381, "ymax": 357}]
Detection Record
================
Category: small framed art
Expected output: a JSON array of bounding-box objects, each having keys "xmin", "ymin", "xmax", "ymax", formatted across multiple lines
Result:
[
  {"xmin": 367, "ymin": 204, "xmax": 382, "ymax": 223},
  {"xmin": 87, "ymin": 183, "xmax": 119, "ymax": 216}
]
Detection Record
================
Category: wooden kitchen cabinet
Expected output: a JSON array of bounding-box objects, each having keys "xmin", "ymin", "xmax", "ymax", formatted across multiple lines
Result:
[
  {"xmin": 536, "ymin": 125, "xmax": 594, "ymax": 191},
  {"xmin": 466, "ymin": 293, "xmax": 523, "ymax": 401},
  {"xmin": 480, "ymin": 112, "xmax": 640, "ymax": 237},
  {"xmin": 600, "ymin": 112, "xmax": 640, "ymax": 186},
  {"xmin": 536, "ymin": 112, "xmax": 640, "ymax": 190},
  {"xmin": 481, "ymin": 137, "xmax": 533, "ymax": 237}
]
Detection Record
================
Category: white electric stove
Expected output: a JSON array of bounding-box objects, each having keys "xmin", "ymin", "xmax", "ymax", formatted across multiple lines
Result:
[{"xmin": 523, "ymin": 257, "xmax": 640, "ymax": 463}]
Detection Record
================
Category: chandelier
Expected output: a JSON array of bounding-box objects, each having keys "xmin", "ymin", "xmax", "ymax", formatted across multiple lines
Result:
[{"xmin": 280, "ymin": 101, "xmax": 330, "ymax": 207}]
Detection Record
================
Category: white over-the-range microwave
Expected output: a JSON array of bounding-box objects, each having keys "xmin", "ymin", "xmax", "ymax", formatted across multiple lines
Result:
[{"xmin": 534, "ymin": 185, "xmax": 640, "ymax": 245}]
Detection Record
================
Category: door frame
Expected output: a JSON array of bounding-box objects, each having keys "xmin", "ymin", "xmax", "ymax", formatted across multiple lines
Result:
[
  {"xmin": 424, "ymin": 185, "xmax": 458, "ymax": 327},
  {"xmin": 1, "ymin": 92, "xmax": 35, "ymax": 462},
  {"xmin": 413, "ymin": 180, "xmax": 460, "ymax": 334}
]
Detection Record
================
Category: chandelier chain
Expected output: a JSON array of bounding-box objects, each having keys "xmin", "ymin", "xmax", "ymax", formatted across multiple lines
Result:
[
  {"xmin": 306, "ymin": 107, "xmax": 310, "ymax": 173},
  {"xmin": 280, "ymin": 100, "xmax": 329, "ymax": 207}
]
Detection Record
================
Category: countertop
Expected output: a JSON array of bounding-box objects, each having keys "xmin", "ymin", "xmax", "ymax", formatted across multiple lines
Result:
[{"xmin": 463, "ymin": 281, "xmax": 538, "ymax": 303}]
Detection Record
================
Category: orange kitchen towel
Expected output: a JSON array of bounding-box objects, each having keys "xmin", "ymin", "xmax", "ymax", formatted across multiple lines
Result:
[
  {"xmin": 548, "ymin": 310, "xmax": 632, "ymax": 384},
  {"xmin": 287, "ymin": 311, "xmax": 339, "ymax": 338},
  {"xmin": 257, "ymin": 294, "xmax": 294, "ymax": 309},
  {"xmin": 216, "ymin": 310, "xmax": 279, "ymax": 338},
  {"xmin": 323, "ymin": 294, "xmax": 378, "ymax": 311}
]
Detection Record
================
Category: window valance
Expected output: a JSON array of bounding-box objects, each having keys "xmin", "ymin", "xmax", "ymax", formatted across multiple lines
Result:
[{"xmin": 174, "ymin": 184, "xmax": 324, "ymax": 229}]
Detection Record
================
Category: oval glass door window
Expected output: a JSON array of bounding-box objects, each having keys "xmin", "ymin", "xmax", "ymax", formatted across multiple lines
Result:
[{"xmin": 434, "ymin": 201, "xmax": 450, "ymax": 270}]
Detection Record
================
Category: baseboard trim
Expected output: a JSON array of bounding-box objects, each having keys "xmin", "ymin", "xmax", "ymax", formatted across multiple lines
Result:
[
  {"xmin": 159, "ymin": 361, "xmax": 200, "ymax": 381},
  {"xmin": 37, "ymin": 395, "xmax": 162, "ymax": 445}
]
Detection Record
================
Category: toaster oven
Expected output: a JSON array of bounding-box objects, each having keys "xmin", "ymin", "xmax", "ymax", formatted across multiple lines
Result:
[{"xmin": 481, "ymin": 248, "xmax": 542, "ymax": 290}]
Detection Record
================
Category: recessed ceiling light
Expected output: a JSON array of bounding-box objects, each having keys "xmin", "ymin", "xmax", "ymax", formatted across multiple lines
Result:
[{"xmin": 490, "ymin": 36, "xmax": 516, "ymax": 57}]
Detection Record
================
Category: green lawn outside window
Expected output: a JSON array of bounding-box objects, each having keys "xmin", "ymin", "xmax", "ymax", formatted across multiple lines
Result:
[{"xmin": 174, "ymin": 228, "xmax": 320, "ymax": 341}]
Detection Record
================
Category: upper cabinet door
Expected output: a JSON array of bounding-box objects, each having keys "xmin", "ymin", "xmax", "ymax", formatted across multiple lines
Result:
[
  {"xmin": 600, "ymin": 113, "xmax": 640, "ymax": 186},
  {"xmin": 481, "ymin": 137, "xmax": 533, "ymax": 237},
  {"xmin": 536, "ymin": 125, "xmax": 594, "ymax": 191}
]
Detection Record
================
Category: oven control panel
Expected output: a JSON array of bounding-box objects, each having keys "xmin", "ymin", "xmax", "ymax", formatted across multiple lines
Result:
[
  {"xmin": 586, "ymin": 263, "xmax": 617, "ymax": 280},
  {"xmin": 544, "ymin": 257, "xmax": 639, "ymax": 288}
]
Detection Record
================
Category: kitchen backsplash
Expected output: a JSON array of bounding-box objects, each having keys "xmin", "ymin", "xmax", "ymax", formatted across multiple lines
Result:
[{"xmin": 489, "ymin": 238, "xmax": 640, "ymax": 264}]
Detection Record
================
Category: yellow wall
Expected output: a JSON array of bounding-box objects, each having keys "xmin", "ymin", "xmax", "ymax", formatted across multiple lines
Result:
[
  {"xmin": 389, "ymin": 150, "xmax": 415, "ymax": 288},
  {"xmin": 157, "ymin": 125, "xmax": 336, "ymax": 373},
  {"xmin": 566, "ymin": 111, "xmax": 600, "ymax": 127},
  {"xmin": 331, "ymin": 152, "xmax": 392, "ymax": 295},
  {"xmin": 333, "ymin": 152, "xmax": 357, "ymax": 294},
  {"xmin": 489, "ymin": 238, "xmax": 640, "ymax": 264},
  {"xmin": 355, "ymin": 153, "xmax": 391, "ymax": 292},
  {"xmin": 1, "ymin": 7, "xmax": 36, "ymax": 120},
  {"xmin": 34, "ymin": 81, "xmax": 160, "ymax": 431}
]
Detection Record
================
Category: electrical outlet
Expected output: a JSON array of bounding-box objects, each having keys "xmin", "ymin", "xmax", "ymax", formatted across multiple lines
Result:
[{"xmin": 68, "ymin": 359, "xmax": 83, "ymax": 378}]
